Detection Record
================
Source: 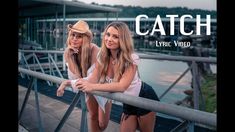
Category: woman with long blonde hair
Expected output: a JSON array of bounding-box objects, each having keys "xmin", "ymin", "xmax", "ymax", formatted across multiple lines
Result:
[
  {"xmin": 57, "ymin": 20, "xmax": 112, "ymax": 132},
  {"xmin": 76, "ymin": 21, "xmax": 159, "ymax": 132}
]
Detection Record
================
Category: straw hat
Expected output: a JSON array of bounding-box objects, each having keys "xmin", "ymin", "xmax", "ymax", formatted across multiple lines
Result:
[{"xmin": 67, "ymin": 20, "xmax": 92, "ymax": 38}]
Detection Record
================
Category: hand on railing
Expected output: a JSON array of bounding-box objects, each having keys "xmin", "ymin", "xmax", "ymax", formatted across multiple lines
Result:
[
  {"xmin": 75, "ymin": 79, "xmax": 94, "ymax": 93},
  {"xmin": 57, "ymin": 80, "xmax": 72, "ymax": 96},
  {"xmin": 56, "ymin": 82, "xmax": 66, "ymax": 97},
  {"xmin": 57, "ymin": 79, "xmax": 80, "ymax": 96}
]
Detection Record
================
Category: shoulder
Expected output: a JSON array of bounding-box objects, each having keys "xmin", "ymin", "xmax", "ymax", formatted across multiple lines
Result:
[
  {"xmin": 91, "ymin": 43, "xmax": 100, "ymax": 55},
  {"xmin": 131, "ymin": 53, "xmax": 140, "ymax": 65},
  {"xmin": 64, "ymin": 47, "xmax": 70, "ymax": 54},
  {"xmin": 91, "ymin": 43, "xmax": 100, "ymax": 64},
  {"xmin": 91, "ymin": 43, "xmax": 100, "ymax": 51},
  {"xmin": 64, "ymin": 47, "xmax": 71, "ymax": 62},
  {"xmin": 131, "ymin": 53, "xmax": 139, "ymax": 59}
]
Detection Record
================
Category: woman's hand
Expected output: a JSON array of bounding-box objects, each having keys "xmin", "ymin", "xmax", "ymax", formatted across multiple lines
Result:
[
  {"xmin": 75, "ymin": 79, "xmax": 94, "ymax": 93},
  {"xmin": 56, "ymin": 82, "xmax": 67, "ymax": 96}
]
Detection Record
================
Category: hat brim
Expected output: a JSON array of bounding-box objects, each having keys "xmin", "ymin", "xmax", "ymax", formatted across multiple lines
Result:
[{"xmin": 67, "ymin": 24, "xmax": 87, "ymax": 34}]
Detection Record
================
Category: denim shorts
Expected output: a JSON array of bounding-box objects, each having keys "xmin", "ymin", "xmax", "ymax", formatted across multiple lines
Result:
[{"xmin": 122, "ymin": 82, "xmax": 160, "ymax": 116}]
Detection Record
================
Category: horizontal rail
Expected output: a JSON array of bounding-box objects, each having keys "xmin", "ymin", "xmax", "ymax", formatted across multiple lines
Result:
[
  {"xmin": 19, "ymin": 50, "xmax": 216, "ymax": 63},
  {"xmin": 18, "ymin": 67, "xmax": 216, "ymax": 127},
  {"xmin": 26, "ymin": 62, "xmax": 63, "ymax": 69},
  {"xmin": 139, "ymin": 54, "xmax": 216, "ymax": 63},
  {"xmin": 19, "ymin": 50, "xmax": 64, "ymax": 54}
]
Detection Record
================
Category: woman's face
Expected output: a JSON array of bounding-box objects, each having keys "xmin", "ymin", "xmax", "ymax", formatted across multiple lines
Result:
[
  {"xmin": 104, "ymin": 26, "xmax": 120, "ymax": 50},
  {"xmin": 69, "ymin": 31, "xmax": 83, "ymax": 49}
]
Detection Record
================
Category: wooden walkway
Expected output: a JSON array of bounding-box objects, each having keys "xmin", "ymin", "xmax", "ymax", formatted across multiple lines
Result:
[
  {"xmin": 18, "ymin": 85, "xmax": 121, "ymax": 132},
  {"xmin": 18, "ymin": 77, "xmax": 215, "ymax": 132}
]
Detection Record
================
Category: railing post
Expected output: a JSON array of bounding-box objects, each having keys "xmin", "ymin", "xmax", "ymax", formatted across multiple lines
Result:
[
  {"xmin": 18, "ymin": 77, "xmax": 34, "ymax": 120},
  {"xmin": 187, "ymin": 121, "xmax": 194, "ymax": 132},
  {"xmin": 80, "ymin": 92, "xmax": 88, "ymax": 132},
  {"xmin": 33, "ymin": 53, "xmax": 36, "ymax": 71},
  {"xmin": 33, "ymin": 78, "xmax": 44, "ymax": 132},
  {"xmin": 55, "ymin": 92, "xmax": 81, "ymax": 132},
  {"xmin": 18, "ymin": 51, "xmax": 25, "ymax": 78},
  {"xmin": 48, "ymin": 53, "xmax": 52, "ymax": 76},
  {"xmin": 32, "ymin": 53, "xmax": 51, "ymax": 86},
  {"xmin": 170, "ymin": 120, "xmax": 189, "ymax": 132},
  {"xmin": 192, "ymin": 61, "xmax": 200, "ymax": 110},
  {"xmin": 48, "ymin": 54, "xmax": 64, "ymax": 78},
  {"xmin": 21, "ymin": 53, "xmax": 31, "ymax": 79},
  {"xmin": 186, "ymin": 61, "xmax": 200, "ymax": 131}
]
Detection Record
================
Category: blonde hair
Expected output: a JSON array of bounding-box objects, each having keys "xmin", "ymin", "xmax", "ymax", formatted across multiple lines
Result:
[
  {"xmin": 64, "ymin": 29, "xmax": 92, "ymax": 78},
  {"xmin": 97, "ymin": 21, "xmax": 134, "ymax": 82}
]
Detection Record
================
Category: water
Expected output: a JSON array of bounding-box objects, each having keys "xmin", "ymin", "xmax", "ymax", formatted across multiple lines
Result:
[
  {"xmin": 139, "ymin": 58, "xmax": 216, "ymax": 103},
  {"xmin": 139, "ymin": 59, "xmax": 192, "ymax": 103}
]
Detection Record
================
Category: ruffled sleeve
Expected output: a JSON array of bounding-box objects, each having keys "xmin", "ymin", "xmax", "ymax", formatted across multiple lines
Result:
[{"xmin": 131, "ymin": 53, "xmax": 140, "ymax": 65}]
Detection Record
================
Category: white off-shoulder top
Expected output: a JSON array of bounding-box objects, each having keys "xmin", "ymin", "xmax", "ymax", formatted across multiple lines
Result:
[
  {"xmin": 105, "ymin": 53, "xmax": 142, "ymax": 97},
  {"xmin": 68, "ymin": 63, "xmax": 109, "ymax": 113}
]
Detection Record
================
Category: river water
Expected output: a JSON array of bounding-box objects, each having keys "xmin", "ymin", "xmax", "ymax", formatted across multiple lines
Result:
[{"xmin": 138, "ymin": 57, "xmax": 216, "ymax": 104}]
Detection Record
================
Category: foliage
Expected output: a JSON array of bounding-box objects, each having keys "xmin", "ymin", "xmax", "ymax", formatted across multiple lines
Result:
[
  {"xmin": 201, "ymin": 74, "xmax": 217, "ymax": 113},
  {"xmin": 68, "ymin": 4, "xmax": 216, "ymax": 18}
]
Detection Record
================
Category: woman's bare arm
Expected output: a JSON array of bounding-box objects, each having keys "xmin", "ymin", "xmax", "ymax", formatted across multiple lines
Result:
[{"xmin": 77, "ymin": 64, "xmax": 137, "ymax": 93}]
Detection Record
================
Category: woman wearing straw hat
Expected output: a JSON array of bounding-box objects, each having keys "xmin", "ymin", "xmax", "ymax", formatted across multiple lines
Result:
[{"xmin": 56, "ymin": 20, "xmax": 112, "ymax": 132}]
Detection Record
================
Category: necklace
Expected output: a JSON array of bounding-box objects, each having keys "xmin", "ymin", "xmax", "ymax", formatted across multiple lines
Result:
[
  {"xmin": 111, "ymin": 56, "xmax": 117, "ymax": 65},
  {"xmin": 73, "ymin": 48, "xmax": 79, "ymax": 54}
]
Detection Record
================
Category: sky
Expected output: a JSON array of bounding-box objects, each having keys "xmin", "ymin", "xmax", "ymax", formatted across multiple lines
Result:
[{"xmin": 76, "ymin": 0, "xmax": 216, "ymax": 11}]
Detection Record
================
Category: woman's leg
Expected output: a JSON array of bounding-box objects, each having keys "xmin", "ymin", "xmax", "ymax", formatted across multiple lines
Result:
[
  {"xmin": 98, "ymin": 100, "xmax": 112, "ymax": 131},
  {"xmin": 86, "ymin": 95, "xmax": 101, "ymax": 132},
  {"xmin": 120, "ymin": 113, "xmax": 138, "ymax": 132},
  {"xmin": 137, "ymin": 112, "xmax": 156, "ymax": 132}
]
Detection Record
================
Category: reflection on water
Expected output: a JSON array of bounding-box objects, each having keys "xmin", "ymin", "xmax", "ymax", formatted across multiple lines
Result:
[
  {"xmin": 138, "ymin": 59, "xmax": 192, "ymax": 103},
  {"xmin": 139, "ymin": 59, "xmax": 216, "ymax": 104}
]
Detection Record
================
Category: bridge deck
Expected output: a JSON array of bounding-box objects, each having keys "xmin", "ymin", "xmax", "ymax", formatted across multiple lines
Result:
[
  {"xmin": 18, "ymin": 85, "xmax": 121, "ymax": 132},
  {"xmin": 18, "ymin": 77, "xmax": 215, "ymax": 132}
]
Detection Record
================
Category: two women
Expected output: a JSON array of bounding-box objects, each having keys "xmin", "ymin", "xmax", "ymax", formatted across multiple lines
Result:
[{"xmin": 75, "ymin": 21, "xmax": 159, "ymax": 132}]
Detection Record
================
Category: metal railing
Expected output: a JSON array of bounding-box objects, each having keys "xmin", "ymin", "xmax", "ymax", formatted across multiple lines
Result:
[
  {"xmin": 18, "ymin": 67, "xmax": 216, "ymax": 132},
  {"xmin": 18, "ymin": 50, "xmax": 65, "ymax": 84},
  {"xmin": 18, "ymin": 51, "xmax": 216, "ymax": 132}
]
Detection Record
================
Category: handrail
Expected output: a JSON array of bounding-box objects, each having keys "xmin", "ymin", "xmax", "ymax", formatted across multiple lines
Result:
[
  {"xmin": 18, "ymin": 67, "xmax": 216, "ymax": 127},
  {"xmin": 19, "ymin": 50, "xmax": 64, "ymax": 54},
  {"xmin": 19, "ymin": 50, "xmax": 216, "ymax": 63},
  {"xmin": 139, "ymin": 54, "xmax": 216, "ymax": 63}
]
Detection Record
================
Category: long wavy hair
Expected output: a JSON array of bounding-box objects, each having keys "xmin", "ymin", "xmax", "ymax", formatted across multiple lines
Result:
[
  {"xmin": 64, "ymin": 30, "xmax": 92, "ymax": 78},
  {"xmin": 97, "ymin": 21, "xmax": 134, "ymax": 83}
]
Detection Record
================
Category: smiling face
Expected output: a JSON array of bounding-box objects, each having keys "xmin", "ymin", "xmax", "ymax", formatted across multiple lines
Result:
[
  {"xmin": 69, "ymin": 31, "xmax": 83, "ymax": 49},
  {"xmin": 98, "ymin": 22, "xmax": 135, "ymax": 82},
  {"xmin": 104, "ymin": 26, "xmax": 120, "ymax": 50}
]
